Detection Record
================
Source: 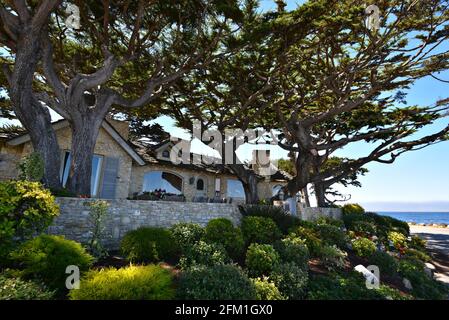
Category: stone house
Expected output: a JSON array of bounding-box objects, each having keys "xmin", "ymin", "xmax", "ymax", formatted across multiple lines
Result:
[{"xmin": 0, "ymin": 119, "xmax": 289, "ymax": 203}]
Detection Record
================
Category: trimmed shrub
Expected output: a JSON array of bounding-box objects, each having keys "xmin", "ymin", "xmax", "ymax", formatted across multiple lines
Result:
[
  {"xmin": 120, "ymin": 227, "xmax": 178, "ymax": 263},
  {"xmin": 245, "ymin": 244, "xmax": 280, "ymax": 277},
  {"xmin": 342, "ymin": 212, "xmax": 374, "ymax": 231},
  {"xmin": 274, "ymin": 236, "xmax": 309, "ymax": 268},
  {"xmin": 204, "ymin": 218, "xmax": 244, "ymax": 259},
  {"xmin": 0, "ymin": 272, "xmax": 54, "ymax": 300},
  {"xmin": 388, "ymin": 231, "xmax": 407, "ymax": 249},
  {"xmin": 69, "ymin": 265, "xmax": 175, "ymax": 300},
  {"xmin": 317, "ymin": 245, "xmax": 347, "ymax": 271},
  {"xmin": 351, "ymin": 237, "xmax": 377, "ymax": 258},
  {"xmin": 404, "ymin": 248, "xmax": 431, "ymax": 262},
  {"xmin": 271, "ymin": 262, "xmax": 308, "ymax": 300},
  {"xmin": 342, "ymin": 204, "xmax": 365, "ymax": 215},
  {"xmin": 239, "ymin": 205, "xmax": 300, "ymax": 234},
  {"xmin": 0, "ymin": 181, "xmax": 59, "ymax": 260},
  {"xmin": 368, "ymin": 251, "xmax": 398, "ymax": 276},
  {"xmin": 170, "ymin": 223, "xmax": 204, "ymax": 252},
  {"xmin": 251, "ymin": 277, "xmax": 285, "ymax": 300},
  {"xmin": 314, "ymin": 224, "xmax": 348, "ymax": 249},
  {"xmin": 177, "ymin": 264, "xmax": 256, "ymax": 300},
  {"xmin": 289, "ymin": 226, "xmax": 322, "ymax": 256},
  {"xmin": 241, "ymin": 216, "xmax": 282, "ymax": 244},
  {"xmin": 10, "ymin": 235, "xmax": 93, "ymax": 295},
  {"xmin": 178, "ymin": 240, "xmax": 228, "ymax": 270},
  {"xmin": 315, "ymin": 216, "xmax": 344, "ymax": 228}
]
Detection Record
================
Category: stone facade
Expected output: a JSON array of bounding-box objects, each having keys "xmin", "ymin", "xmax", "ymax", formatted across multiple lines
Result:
[
  {"xmin": 49, "ymin": 197, "xmax": 242, "ymax": 249},
  {"xmin": 298, "ymin": 205, "xmax": 343, "ymax": 221}
]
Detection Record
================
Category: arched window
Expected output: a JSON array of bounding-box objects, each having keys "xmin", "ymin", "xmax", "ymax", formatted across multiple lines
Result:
[
  {"xmin": 142, "ymin": 171, "xmax": 183, "ymax": 194},
  {"xmin": 196, "ymin": 178, "xmax": 204, "ymax": 191},
  {"xmin": 226, "ymin": 179, "xmax": 245, "ymax": 200}
]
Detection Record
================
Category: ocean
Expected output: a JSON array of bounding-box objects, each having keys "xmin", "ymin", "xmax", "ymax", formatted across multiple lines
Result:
[{"xmin": 377, "ymin": 212, "xmax": 449, "ymax": 225}]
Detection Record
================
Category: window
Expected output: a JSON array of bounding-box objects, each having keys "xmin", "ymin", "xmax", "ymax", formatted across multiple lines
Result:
[
  {"xmin": 60, "ymin": 151, "xmax": 103, "ymax": 197},
  {"xmin": 196, "ymin": 178, "xmax": 204, "ymax": 191},
  {"xmin": 143, "ymin": 171, "xmax": 183, "ymax": 194},
  {"xmin": 226, "ymin": 179, "xmax": 245, "ymax": 200},
  {"xmin": 162, "ymin": 150, "xmax": 170, "ymax": 158},
  {"xmin": 272, "ymin": 185, "xmax": 283, "ymax": 196}
]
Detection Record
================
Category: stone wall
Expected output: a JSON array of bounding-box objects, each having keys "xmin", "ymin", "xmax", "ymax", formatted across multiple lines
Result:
[
  {"xmin": 298, "ymin": 206, "xmax": 342, "ymax": 221},
  {"xmin": 48, "ymin": 197, "xmax": 242, "ymax": 249}
]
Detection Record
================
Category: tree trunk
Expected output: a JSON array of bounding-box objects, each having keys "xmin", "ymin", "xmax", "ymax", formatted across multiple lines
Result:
[
  {"xmin": 67, "ymin": 115, "xmax": 103, "ymax": 196},
  {"xmin": 242, "ymin": 172, "xmax": 260, "ymax": 204},
  {"xmin": 8, "ymin": 26, "xmax": 61, "ymax": 189},
  {"xmin": 314, "ymin": 183, "xmax": 328, "ymax": 208},
  {"xmin": 302, "ymin": 186, "xmax": 311, "ymax": 207}
]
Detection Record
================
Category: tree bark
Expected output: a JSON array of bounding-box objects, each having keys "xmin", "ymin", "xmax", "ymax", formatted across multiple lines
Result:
[
  {"xmin": 8, "ymin": 26, "xmax": 61, "ymax": 189},
  {"xmin": 314, "ymin": 182, "xmax": 328, "ymax": 208},
  {"xmin": 302, "ymin": 186, "xmax": 311, "ymax": 207}
]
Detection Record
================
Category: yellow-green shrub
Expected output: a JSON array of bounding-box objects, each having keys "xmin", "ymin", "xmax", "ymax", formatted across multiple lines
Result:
[
  {"xmin": 69, "ymin": 265, "xmax": 175, "ymax": 300},
  {"xmin": 342, "ymin": 204, "xmax": 365, "ymax": 215}
]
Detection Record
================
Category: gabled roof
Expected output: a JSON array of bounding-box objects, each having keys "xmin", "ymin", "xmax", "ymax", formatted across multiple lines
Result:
[{"xmin": 6, "ymin": 119, "xmax": 145, "ymax": 166}]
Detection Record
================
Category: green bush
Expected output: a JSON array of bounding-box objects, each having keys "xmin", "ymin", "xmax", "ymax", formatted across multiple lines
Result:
[
  {"xmin": 245, "ymin": 243, "xmax": 280, "ymax": 277},
  {"xmin": 17, "ymin": 152, "xmax": 44, "ymax": 182},
  {"xmin": 274, "ymin": 236, "xmax": 309, "ymax": 268},
  {"xmin": 342, "ymin": 204, "xmax": 365, "ymax": 215},
  {"xmin": 388, "ymin": 231, "xmax": 407, "ymax": 249},
  {"xmin": 69, "ymin": 265, "xmax": 175, "ymax": 300},
  {"xmin": 351, "ymin": 221, "xmax": 377, "ymax": 237},
  {"xmin": 317, "ymin": 245, "xmax": 347, "ymax": 271},
  {"xmin": 315, "ymin": 216, "xmax": 344, "ymax": 228},
  {"xmin": 204, "ymin": 218, "xmax": 244, "ymax": 259},
  {"xmin": 10, "ymin": 235, "xmax": 93, "ymax": 295},
  {"xmin": 178, "ymin": 240, "xmax": 228, "ymax": 270},
  {"xmin": 177, "ymin": 264, "xmax": 256, "ymax": 300},
  {"xmin": 404, "ymin": 248, "xmax": 431, "ymax": 262},
  {"xmin": 342, "ymin": 212, "xmax": 374, "ymax": 232},
  {"xmin": 351, "ymin": 237, "xmax": 377, "ymax": 258},
  {"xmin": 289, "ymin": 226, "xmax": 322, "ymax": 256},
  {"xmin": 120, "ymin": 227, "xmax": 178, "ymax": 263},
  {"xmin": 368, "ymin": 213, "xmax": 410, "ymax": 237},
  {"xmin": 398, "ymin": 258, "xmax": 448, "ymax": 299},
  {"xmin": 239, "ymin": 205, "xmax": 300, "ymax": 234},
  {"xmin": 368, "ymin": 251, "xmax": 398, "ymax": 276},
  {"xmin": 307, "ymin": 272, "xmax": 408, "ymax": 300},
  {"xmin": 0, "ymin": 181, "xmax": 59, "ymax": 260},
  {"xmin": 241, "ymin": 216, "xmax": 282, "ymax": 244},
  {"xmin": 314, "ymin": 224, "xmax": 348, "ymax": 249},
  {"xmin": 409, "ymin": 235, "xmax": 426, "ymax": 251},
  {"xmin": 271, "ymin": 262, "xmax": 308, "ymax": 300},
  {"xmin": 0, "ymin": 272, "xmax": 54, "ymax": 300},
  {"xmin": 251, "ymin": 277, "xmax": 285, "ymax": 300},
  {"xmin": 170, "ymin": 223, "xmax": 204, "ymax": 252}
]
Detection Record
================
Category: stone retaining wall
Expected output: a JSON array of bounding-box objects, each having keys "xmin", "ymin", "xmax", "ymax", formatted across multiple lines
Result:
[
  {"xmin": 299, "ymin": 206, "xmax": 342, "ymax": 221},
  {"xmin": 48, "ymin": 198, "xmax": 242, "ymax": 249}
]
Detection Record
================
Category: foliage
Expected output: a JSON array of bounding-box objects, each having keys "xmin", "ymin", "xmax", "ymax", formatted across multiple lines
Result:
[
  {"xmin": 307, "ymin": 272, "xmax": 409, "ymax": 300},
  {"xmin": 315, "ymin": 216, "xmax": 344, "ymax": 228},
  {"xmin": 17, "ymin": 153, "xmax": 44, "ymax": 182},
  {"xmin": 178, "ymin": 241, "xmax": 228, "ymax": 270},
  {"xmin": 120, "ymin": 227, "xmax": 178, "ymax": 263},
  {"xmin": 251, "ymin": 276, "xmax": 286, "ymax": 300},
  {"xmin": 368, "ymin": 251, "xmax": 398, "ymax": 277},
  {"xmin": 0, "ymin": 180, "xmax": 59, "ymax": 260},
  {"xmin": 409, "ymin": 236, "xmax": 427, "ymax": 251},
  {"xmin": 404, "ymin": 248, "xmax": 431, "ymax": 263},
  {"xmin": 10, "ymin": 235, "xmax": 93, "ymax": 295},
  {"xmin": 388, "ymin": 231, "xmax": 407, "ymax": 249},
  {"xmin": 245, "ymin": 244, "xmax": 280, "ymax": 277},
  {"xmin": 84, "ymin": 200, "xmax": 109, "ymax": 259},
  {"xmin": 241, "ymin": 216, "xmax": 282, "ymax": 244},
  {"xmin": 239, "ymin": 205, "xmax": 299, "ymax": 234},
  {"xmin": 204, "ymin": 218, "xmax": 244, "ymax": 259},
  {"xmin": 368, "ymin": 213, "xmax": 410, "ymax": 237},
  {"xmin": 270, "ymin": 262, "xmax": 308, "ymax": 300},
  {"xmin": 351, "ymin": 238, "xmax": 377, "ymax": 258},
  {"xmin": 314, "ymin": 223, "xmax": 348, "ymax": 249},
  {"xmin": 342, "ymin": 212, "xmax": 374, "ymax": 232},
  {"xmin": 351, "ymin": 221, "xmax": 377, "ymax": 237},
  {"xmin": 69, "ymin": 265, "xmax": 175, "ymax": 300},
  {"xmin": 0, "ymin": 272, "xmax": 54, "ymax": 300},
  {"xmin": 274, "ymin": 236, "xmax": 309, "ymax": 269},
  {"xmin": 177, "ymin": 264, "xmax": 256, "ymax": 300},
  {"xmin": 316, "ymin": 245, "xmax": 347, "ymax": 271},
  {"xmin": 342, "ymin": 204, "xmax": 365, "ymax": 215},
  {"xmin": 169, "ymin": 223, "xmax": 205, "ymax": 253},
  {"xmin": 289, "ymin": 226, "xmax": 322, "ymax": 256}
]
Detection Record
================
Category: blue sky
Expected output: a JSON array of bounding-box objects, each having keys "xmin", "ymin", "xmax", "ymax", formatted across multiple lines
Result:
[{"xmin": 1, "ymin": 0, "xmax": 448, "ymax": 211}]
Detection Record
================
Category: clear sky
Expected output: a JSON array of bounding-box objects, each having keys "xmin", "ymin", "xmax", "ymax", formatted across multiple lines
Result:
[{"xmin": 1, "ymin": 0, "xmax": 448, "ymax": 212}]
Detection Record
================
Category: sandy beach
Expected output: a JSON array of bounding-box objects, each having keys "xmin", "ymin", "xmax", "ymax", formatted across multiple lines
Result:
[{"xmin": 410, "ymin": 225, "xmax": 449, "ymax": 284}]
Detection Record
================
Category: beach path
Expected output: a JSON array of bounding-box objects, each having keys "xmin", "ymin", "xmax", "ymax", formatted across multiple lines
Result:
[{"xmin": 410, "ymin": 225, "xmax": 449, "ymax": 285}]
